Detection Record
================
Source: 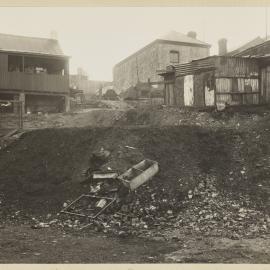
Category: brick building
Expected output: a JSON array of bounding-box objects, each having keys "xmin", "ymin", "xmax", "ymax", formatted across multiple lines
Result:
[{"xmin": 113, "ymin": 31, "xmax": 210, "ymax": 93}]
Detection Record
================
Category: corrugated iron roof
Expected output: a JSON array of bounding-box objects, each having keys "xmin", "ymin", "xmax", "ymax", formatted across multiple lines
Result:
[
  {"xmin": 158, "ymin": 31, "xmax": 210, "ymax": 47},
  {"xmin": 226, "ymin": 36, "xmax": 265, "ymax": 56},
  {"xmin": 233, "ymin": 39, "xmax": 270, "ymax": 57},
  {"xmin": 0, "ymin": 33, "xmax": 66, "ymax": 57},
  {"xmin": 174, "ymin": 57, "xmax": 215, "ymax": 76}
]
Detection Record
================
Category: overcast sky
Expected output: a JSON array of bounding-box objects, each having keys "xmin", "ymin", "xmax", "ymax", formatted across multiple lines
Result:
[{"xmin": 0, "ymin": 7, "xmax": 268, "ymax": 81}]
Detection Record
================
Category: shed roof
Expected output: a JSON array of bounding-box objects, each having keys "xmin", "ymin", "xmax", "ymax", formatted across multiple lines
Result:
[
  {"xmin": 233, "ymin": 39, "xmax": 270, "ymax": 57},
  {"xmin": 158, "ymin": 55, "xmax": 262, "ymax": 78},
  {"xmin": 0, "ymin": 33, "xmax": 66, "ymax": 57},
  {"xmin": 226, "ymin": 36, "xmax": 265, "ymax": 56},
  {"xmin": 174, "ymin": 57, "xmax": 215, "ymax": 76}
]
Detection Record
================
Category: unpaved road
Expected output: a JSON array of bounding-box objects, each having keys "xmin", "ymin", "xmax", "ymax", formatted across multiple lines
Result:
[
  {"xmin": 0, "ymin": 225, "xmax": 175, "ymax": 263},
  {"xmin": 0, "ymin": 225, "xmax": 269, "ymax": 263}
]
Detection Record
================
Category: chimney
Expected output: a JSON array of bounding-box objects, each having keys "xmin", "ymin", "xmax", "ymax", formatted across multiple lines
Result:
[
  {"xmin": 218, "ymin": 38, "xmax": 227, "ymax": 55},
  {"xmin": 50, "ymin": 30, "xmax": 58, "ymax": 40},
  {"xmin": 187, "ymin": 31, "xmax": 197, "ymax": 39}
]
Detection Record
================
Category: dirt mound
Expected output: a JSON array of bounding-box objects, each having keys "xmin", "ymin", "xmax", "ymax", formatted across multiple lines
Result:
[
  {"xmin": 0, "ymin": 124, "xmax": 269, "ymax": 222},
  {"xmin": 23, "ymin": 109, "xmax": 125, "ymax": 129},
  {"xmin": 117, "ymin": 105, "xmax": 270, "ymax": 131}
]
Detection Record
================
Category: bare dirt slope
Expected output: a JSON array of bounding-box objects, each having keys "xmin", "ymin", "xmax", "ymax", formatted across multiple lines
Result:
[
  {"xmin": 1, "ymin": 112, "xmax": 269, "ymax": 214},
  {"xmin": 0, "ymin": 104, "xmax": 270, "ymax": 263}
]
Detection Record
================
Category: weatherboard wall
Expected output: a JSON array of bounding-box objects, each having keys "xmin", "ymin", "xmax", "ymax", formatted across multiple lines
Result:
[
  {"xmin": 214, "ymin": 57, "xmax": 260, "ymax": 105},
  {"xmin": 162, "ymin": 56, "xmax": 265, "ymax": 107},
  {"xmin": 260, "ymin": 66, "xmax": 270, "ymax": 103}
]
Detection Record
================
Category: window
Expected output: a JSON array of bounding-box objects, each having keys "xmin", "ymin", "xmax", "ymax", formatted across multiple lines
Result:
[
  {"xmin": 8, "ymin": 55, "xmax": 67, "ymax": 75},
  {"xmin": 169, "ymin": 50, "xmax": 179, "ymax": 64},
  {"xmin": 24, "ymin": 57, "xmax": 66, "ymax": 75},
  {"xmin": 8, "ymin": 55, "xmax": 23, "ymax": 72}
]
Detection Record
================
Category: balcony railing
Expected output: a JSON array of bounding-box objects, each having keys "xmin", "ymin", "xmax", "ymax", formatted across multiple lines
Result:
[{"xmin": 0, "ymin": 71, "xmax": 69, "ymax": 94}]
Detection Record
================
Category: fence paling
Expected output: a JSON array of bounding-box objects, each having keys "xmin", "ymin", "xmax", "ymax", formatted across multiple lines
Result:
[{"xmin": 0, "ymin": 100, "xmax": 23, "ymax": 130}]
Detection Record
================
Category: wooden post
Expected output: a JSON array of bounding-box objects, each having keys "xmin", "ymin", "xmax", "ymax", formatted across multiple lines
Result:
[
  {"xmin": 64, "ymin": 95, "xmax": 70, "ymax": 112},
  {"xmin": 18, "ymin": 101, "xmax": 23, "ymax": 129},
  {"xmin": 22, "ymin": 56, "xmax": 25, "ymax": 72},
  {"xmin": 19, "ymin": 93, "xmax": 25, "ymax": 115}
]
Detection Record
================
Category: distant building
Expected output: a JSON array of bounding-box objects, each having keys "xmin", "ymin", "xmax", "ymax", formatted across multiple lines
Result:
[
  {"xmin": 0, "ymin": 33, "xmax": 70, "ymax": 113},
  {"xmin": 102, "ymin": 89, "xmax": 118, "ymax": 100},
  {"xmin": 70, "ymin": 69, "xmax": 112, "ymax": 99},
  {"xmin": 113, "ymin": 31, "xmax": 211, "ymax": 93}
]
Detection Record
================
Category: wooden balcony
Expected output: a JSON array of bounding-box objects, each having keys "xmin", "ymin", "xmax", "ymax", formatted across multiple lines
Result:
[{"xmin": 0, "ymin": 71, "xmax": 69, "ymax": 94}]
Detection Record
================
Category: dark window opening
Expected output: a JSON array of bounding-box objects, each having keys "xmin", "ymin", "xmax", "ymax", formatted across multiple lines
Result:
[
  {"xmin": 204, "ymin": 73, "xmax": 215, "ymax": 89},
  {"xmin": 24, "ymin": 57, "xmax": 66, "ymax": 75},
  {"xmin": 141, "ymin": 90, "xmax": 149, "ymax": 98},
  {"xmin": 169, "ymin": 51, "xmax": 179, "ymax": 64},
  {"xmin": 8, "ymin": 55, "xmax": 23, "ymax": 72}
]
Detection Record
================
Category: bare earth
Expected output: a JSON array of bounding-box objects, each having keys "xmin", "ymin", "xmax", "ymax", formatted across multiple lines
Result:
[
  {"xmin": 1, "ymin": 101, "xmax": 270, "ymax": 263},
  {"xmin": 0, "ymin": 225, "xmax": 269, "ymax": 263}
]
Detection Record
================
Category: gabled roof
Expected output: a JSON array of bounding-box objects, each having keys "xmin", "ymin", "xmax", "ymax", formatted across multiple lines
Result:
[
  {"xmin": 0, "ymin": 33, "xmax": 66, "ymax": 57},
  {"xmin": 114, "ymin": 31, "xmax": 210, "ymax": 67},
  {"xmin": 158, "ymin": 31, "xmax": 210, "ymax": 47},
  {"xmin": 226, "ymin": 36, "xmax": 265, "ymax": 56}
]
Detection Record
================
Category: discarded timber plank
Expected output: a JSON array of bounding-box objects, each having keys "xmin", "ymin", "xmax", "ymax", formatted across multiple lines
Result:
[
  {"xmin": 3, "ymin": 129, "xmax": 18, "ymax": 139},
  {"xmin": 92, "ymin": 171, "xmax": 118, "ymax": 180},
  {"xmin": 118, "ymin": 159, "xmax": 159, "ymax": 191}
]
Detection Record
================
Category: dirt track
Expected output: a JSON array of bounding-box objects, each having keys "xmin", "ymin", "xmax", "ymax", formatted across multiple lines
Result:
[{"xmin": 0, "ymin": 225, "xmax": 269, "ymax": 263}]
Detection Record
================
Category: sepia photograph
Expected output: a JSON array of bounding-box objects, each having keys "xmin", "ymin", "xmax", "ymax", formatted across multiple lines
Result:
[{"xmin": 0, "ymin": 2, "xmax": 270, "ymax": 264}]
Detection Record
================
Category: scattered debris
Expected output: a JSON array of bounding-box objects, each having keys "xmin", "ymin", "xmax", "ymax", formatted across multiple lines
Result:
[
  {"xmin": 119, "ymin": 159, "xmax": 159, "ymax": 191},
  {"xmin": 125, "ymin": 145, "xmax": 136, "ymax": 150},
  {"xmin": 61, "ymin": 195, "xmax": 116, "ymax": 219},
  {"xmin": 92, "ymin": 171, "xmax": 118, "ymax": 180}
]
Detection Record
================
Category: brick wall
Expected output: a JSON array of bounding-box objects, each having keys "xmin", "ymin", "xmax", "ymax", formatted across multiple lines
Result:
[{"xmin": 113, "ymin": 41, "xmax": 210, "ymax": 93}]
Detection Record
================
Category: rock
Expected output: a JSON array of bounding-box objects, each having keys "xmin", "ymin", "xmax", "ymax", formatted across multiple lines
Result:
[{"xmin": 230, "ymin": 233, "xmax": 240, "ymax": 240}]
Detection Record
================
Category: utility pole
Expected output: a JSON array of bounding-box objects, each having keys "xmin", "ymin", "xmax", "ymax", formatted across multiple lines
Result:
[
  {"xmin": 202, "ymin": 15, "xmax": 206, "ymax": 42},
  {"xmin": 266, "ymin": 6, "xmax": 268, "ymax": 41},
  {"xmin": 136, "ymin": 56, "xmax": 140, "ymax": 83}
]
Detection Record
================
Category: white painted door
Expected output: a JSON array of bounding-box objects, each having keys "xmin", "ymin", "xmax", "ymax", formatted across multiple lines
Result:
[
  {"xmin": 184, "ymin": 75, "xmax": 194, "ymax": 106},
  {"xmin": 205, "ymin": 86, "xmax": 215, "ymax": 106}
]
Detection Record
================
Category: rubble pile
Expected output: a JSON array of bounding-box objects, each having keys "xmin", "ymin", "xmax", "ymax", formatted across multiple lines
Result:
[
  {"xmin": 174, "ymin": 175, "xmax": 270, "ymax": 239},
  {"xmin": 55, "ymin": 181, "xmax": 180, "ymax": 237},
  {"xmin": 2, "ymin": 156, "xmax": 269, "ymax": 241},
  {"xmin": 1, "ymin": 123, "xmax": 270, "ymax": 243},
  {"xmin": 126, "ymin": 106, "xmax": 270, "ymax": 131},
  {"xmin": 50, "ymin": 173, "xmax": 270, "ymax": 240}
]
